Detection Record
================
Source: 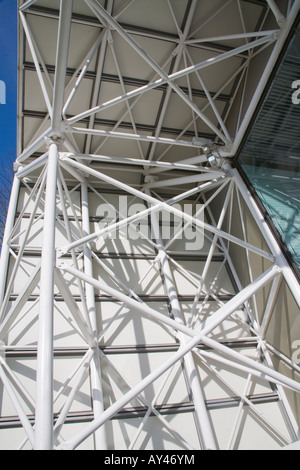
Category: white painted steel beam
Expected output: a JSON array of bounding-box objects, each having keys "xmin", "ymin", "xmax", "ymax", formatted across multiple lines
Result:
[
  {"xmin": 15, "ymin": 153, "xmax": 49, "ymax": 179},
  {"xmin": 201, "ymin": 335, "xmax": 300, "ymax": 393},
  {"xmin": 67, "ymin": 31, "xmax": 276, "ymax": 130},
  {"xmin": 34, "ymin": 143, "xmax": 59, "ymax": 450},
  {"xmin": 51, "ymin": 0, "xmax": 73, "ymax": 133},
  {"xmin": 53, "ymin": 268, "xmax": 95, "ymax": 347},
  {"xmin": 0, "ymin": 263, "xmax": 41, "ymax": 341},
  {"xmin": 58, "ymin": 157, "xmax": 274, "ymax": 262},
  {"xmin": 85, "ymin": 0, "xmax": 114, "ymax": 155},
  {"xmin": 0, "ymin": 176, "xmax": 21, "ymax": 305},
  {"xmin": 0, "ymin": 364, "xmax": 35, "ymax": 447},
  {"xmin": 58, "ymin": 333, "xmax": 204, "ymax": 450},
  {"xmin": 84, "ymin": 0, "xmax": 231, "ymax": 145},
  {"xmin": 69, "ymin": 126, "xmax": 208, "ymax": 149},
  {"xmin": 0, "ymin": 169, "xmax": 48, "ymax": 322},
  {"xmin": 33, "ymin": 2, "xmax": 74, "ymax": 449},
  {"xmin": 62, "ymin": 152, "xmax": 208, "ymax": 171},
  {"xmin": 266, "ymin": 0, "xmax": 287, "ymax": 26},
  {"xmin": 56, "ymin": 261, "xmax": 300, "ymax": 449},
  {"xmin": 146, "ymin": 0, "xmax": 202, "ymax": 161},
  {"xmin": 19, "ymin": 0, "xmax": 39, "ymax": 11},
  {"xmin": 81, "ymin": 181, "xmax": 107, "ymax": 450},
  {"xmin": 230, "ymin": 167, "xmax": 300, "ymax": 308},
  {"xmin": 17, "ymin": 129, "xmax": 52, "ymax": 164},
  {"xmin": 53, "ymin": 349, "xmax": 95, "ymax": 443},
  {"xmin": 57, "ymin": 262, "xmax": 299, "ymax": 394},
  {"xmin": 19, "ymin": 12, "xmax": 53, "ymax": 117},
  {"xmin": 143, "ymin": 172, "xmax": 223, "ymax": 189},
  {"xmin": 146, "ymin": 187, "xmax": 217, "ymax": 450},
  {"xmin": 189, "ymin": 180, "xmax": 234, "ymax": 322},
  {"xmin": 62, "ymin": 29, "xmax": 106, "ymax": 118},
  {"xmin": 1, "ymin": 0, "xmax": 299, "ymax": 451},
  {"xmin": 185, "ymin": 30, "xmax": 280, "ymax": 44},
  {"xmin": 232, "ymin": 0, "xmax": 300, "ymax": 153}
]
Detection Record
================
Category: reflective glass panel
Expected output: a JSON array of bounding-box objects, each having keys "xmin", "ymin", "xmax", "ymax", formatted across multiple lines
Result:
[{"xmin": 238, "ymin": 21, "xmax": 300, "ymax": 272}]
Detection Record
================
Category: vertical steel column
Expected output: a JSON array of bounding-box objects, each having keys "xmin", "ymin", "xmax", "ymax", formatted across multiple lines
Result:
[
  {"xmin": 34, "ymin": 142, "xmax": 58, "ymax": 450},
  {"xmin": 0, "ymin": 176, "xmax": 20, "ymax": 306},
  {"xmin": 145, "ymin": 188, "xmax": 217, "ymax": 450},
  {"xmin": 35, "ymin": 0, "xmax": 73, "ymax": 449},
  {"xmin": 81, "ymin": 181, "xmax": 107, "ymax": 449}
]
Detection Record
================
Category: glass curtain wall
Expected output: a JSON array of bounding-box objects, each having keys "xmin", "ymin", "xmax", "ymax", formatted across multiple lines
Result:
[{"xmin": 236, "ymin": 18, "xmax": 300, "ymax": 275}]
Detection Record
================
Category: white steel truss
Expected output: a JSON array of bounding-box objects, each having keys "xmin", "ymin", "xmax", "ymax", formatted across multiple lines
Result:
[{"xmin": 0, "ymin": 0, "xmax": 300, "ymax": 450}]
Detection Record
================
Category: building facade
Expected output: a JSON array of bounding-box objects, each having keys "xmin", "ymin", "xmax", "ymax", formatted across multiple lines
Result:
[{"xmin": 0, "ymin": 0, "xmax": 299, "ymax": 450}]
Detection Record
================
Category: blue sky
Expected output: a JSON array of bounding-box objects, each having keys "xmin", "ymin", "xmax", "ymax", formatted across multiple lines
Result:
[{"xmin": 0, "ymin": 0, "xmax": 18, "ymax": 180}]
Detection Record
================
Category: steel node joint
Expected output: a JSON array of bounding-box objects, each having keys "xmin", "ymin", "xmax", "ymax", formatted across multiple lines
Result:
[
  {"xmin": 45, "ymin": 133, "xmax": 66, "ymax": 150},
  {"xmin": 59, "ymin": 152, "xmax": 68, "ymax": 161},
  {"xmin": 57, "ymin": 250, "xmax": 68, "ymax": 259},
  {"xmin": 192, "ymin": 139, "xmax": 234, "ymax": 169},
  {"xmin": 13, "ymin": 161, "xmax": 23, "ymax": 172},
  {"xmin": 272, "ymin": 30, "xmax": 281, "ymax": 41},
  {"xmin": 273, "ymin": 263, "xmax": 284, "ymax": 275}
]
